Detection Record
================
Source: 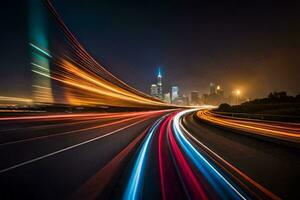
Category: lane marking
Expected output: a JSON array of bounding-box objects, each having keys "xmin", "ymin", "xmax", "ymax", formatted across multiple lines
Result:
[
  {"xmin": 74, "ymin": 126, "xmax": 151, "ymax": 199},
  {"xmin": 0, "ymin": 116, "xmax": 158, "ymax": 174},
  {"xmin": 0, "ymin": 114, "xmax": 149, "ymax": 146}
]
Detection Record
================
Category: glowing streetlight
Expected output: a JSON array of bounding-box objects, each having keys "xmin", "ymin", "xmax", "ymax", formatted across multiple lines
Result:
[{"xmin": 235, "ymin": 90, "xmax": 241, "ymax": 105}]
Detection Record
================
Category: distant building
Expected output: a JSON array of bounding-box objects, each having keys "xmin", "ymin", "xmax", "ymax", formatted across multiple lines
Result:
[
  {"xmin": 164, "ymin": 93, "xmax": 171, "ymax": 103},
  {"xmin": 190, "ymin": 91, "xmax": 199, "ymax": 105},
  {"xmin": 210, "ymin": 82, "xmax": 216, "ymax": 95},
  {"xmin": 216, "ymin": 85, "xmax": 224, "ymax": 97},
  {"xmin": 150, "ymin": 84, "xmax": 158, "ymax": 98},
  {"xmin": 173, "ymin": 95, "xmax": 189, "ymax": 106},
  {"xmin": 216, "ymin": 85, "xmax": 224, "ymax": 96},
  {"xmin": 157, "ymin": 68, "xmax": 163, "ymax": 100},
  {"xmin": 202, "ymin": 94, "xmax": 208, "ymax": 104},
  {"xmin": 182, "ymin": 95, "xmax": 189, "ymax": 106},
  {"xmin": 206, "ymin": 83, "xmax": 226, "ymax": 105},
  {"xmin": 171, "ymin": 86, "xmax": 179, "ymax": 102}
]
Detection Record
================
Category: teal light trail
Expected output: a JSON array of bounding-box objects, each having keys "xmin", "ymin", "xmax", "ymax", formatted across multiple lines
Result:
[{"xmin": 29, "ymin": 43, "xmax": 52, "ymax": 58}]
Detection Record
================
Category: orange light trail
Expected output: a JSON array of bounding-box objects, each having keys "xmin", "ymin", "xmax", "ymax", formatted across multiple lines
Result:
[
  {"xmin": 28, "ymin": 0, "xmax": 174, "ymax": 108},
  {"xmin": 197, "ymin": 110, "xmax": 300, "ymax": 143},
  {"xmin": 0, "ymin": 96, "xmax": 33, "ymax": 104}
]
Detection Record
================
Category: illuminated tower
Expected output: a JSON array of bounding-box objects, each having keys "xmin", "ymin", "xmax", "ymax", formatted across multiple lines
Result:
[
  {"xmin": 29, "ymin": 0, "xmax": 53, "ymax": 104},
  {"xmin": 157, "ymin": 68, "xmax": 163, "ymax": 100}
]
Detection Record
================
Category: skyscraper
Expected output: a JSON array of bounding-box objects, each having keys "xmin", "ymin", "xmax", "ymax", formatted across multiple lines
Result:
[
  {"xmin": 190, "ymin": 91, "xmax": 199, "ymax": 105},
  {"xmin": 171, "ymin": 86, "xmax": 179, "ymax": 102},
  {"xmin": 164, "ymin": 92, "xmax": 171, "ymax": 103},
  {"xmin": 210, "ymin": 82, "xmax": 216, "ymax": 95},
  {"xmin": 150, "ymin": 84, "xmax": 158, "ymax": 98},
  {"xmin": 216, "ymin": 85, "xmax": 224, "ymax": 96},
  {"xmin": 157, "ymin": 68, "xmax": 163, "ymax": 100}
]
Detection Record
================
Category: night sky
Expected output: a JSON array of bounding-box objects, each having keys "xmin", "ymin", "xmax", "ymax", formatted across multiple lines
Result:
[{"xmin": 0, "ymin": 1, "xmax": 300, "ymax": 99}]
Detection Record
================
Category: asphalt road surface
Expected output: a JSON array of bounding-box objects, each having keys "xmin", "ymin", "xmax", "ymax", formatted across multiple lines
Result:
[
  {"xmin": 0, "ymin": 111, "xmax": 171, "ymax": 199},
  {"xmin": 182, "ymin": 111, "xmax": 300, "ymax": 199},
  {"xmin": 0, "ymin": 109, "xmax": 299, "ymax": 200}
]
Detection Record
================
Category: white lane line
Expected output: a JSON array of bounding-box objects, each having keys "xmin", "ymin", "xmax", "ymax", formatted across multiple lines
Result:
[
  {"xmin": 0, "ymin": 115, "xmax": 145, "ymax": 147},
  {"xmin": 173, "ymin": 109, "xmax": 247, "ymax": 200},
  {"xmin": 0, "ymin": 117, "xmax": 151, "ymax": 174}
]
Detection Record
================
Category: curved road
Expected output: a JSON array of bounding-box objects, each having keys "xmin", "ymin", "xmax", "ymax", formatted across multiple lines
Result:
[
  {"xmin": 0, "ymin": 109, "xmax": 299, "ymax": 199},
  {"xmin": 182, "ymin": 110, "xmax": 300, "ymax": 199}
]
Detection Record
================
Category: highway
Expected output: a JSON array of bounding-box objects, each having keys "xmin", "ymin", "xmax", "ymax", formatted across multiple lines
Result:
[
  {"xmin": 183, "ymin": 110, "xmax": 300, "ymax": 199},
  {"xmin": 0, "ymin": 110, "xmax": 171, "ymax": 199},
  {"xmin": 0, "ymin": 109, "xmax": 299, "ymax": 199}
]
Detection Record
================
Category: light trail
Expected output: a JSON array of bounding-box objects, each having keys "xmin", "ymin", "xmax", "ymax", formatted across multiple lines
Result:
[
  {"xmin": 0, "ymin": 110, "xmax": 168, "ymax": 121},
  {"xmin": 26, "ymin": 0, "xmax": 177, "ymax": 108},
  {"xmin": 0, "ymin": 96, "xmax": 33, "ymax": 103},
  {"xmin": 158, "ymin": 112, "xmax": 186, "ymax": 200},
  {"xmin": 172, "ymin": 109, "xmax": 248, "ymax": 200},
  {"xmin": 123, "ymin": 115, "xmax": 166, "ymax": 200},
  {"xmin": 158, "ymin": 115, "xmax": 172, "ymax": 200},
  {"xmin": 0, "ymin": 114, "xmax": 158, "ymax": 174},
  {"xmin": 197, "ymin": 110, "xmax": 300, "ymax": 143},
  {"xmin": 167, "ymin": 115, "xmax": 208, "ymax": 200},
  {"xmin": 31, "ymin": 62, "xmax": 50, "ymax": 72},
  {"xmin": 0, "ymin": 113, "xmax": 154, "ymax": 146},
  {"xmin": 0, "ymin": 115, "xmax": 119, "ymax": 134},
  {"xmin": 74, "ymin": 126, "xmax": 151, "ymax": 200},
  {"xmin": 0, "ymin": 111, "xmax": 170, "ymax": 145},
  {"xmin": 179, "ymin": 114, "xmax": 280, "ymax": 200},
  {"xmin": 29, "ymin": 43, "xmax": 52, "ymax": 58}
]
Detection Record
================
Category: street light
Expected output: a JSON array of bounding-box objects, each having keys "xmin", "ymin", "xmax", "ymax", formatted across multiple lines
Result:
[{"xmin": 235, "ymin": 90, "xmax": 240, "ymax": 105}]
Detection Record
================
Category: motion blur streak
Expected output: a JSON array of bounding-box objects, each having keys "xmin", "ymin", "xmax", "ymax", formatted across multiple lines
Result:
[
  {"xmin": 167, "ymin": 115, "xmax": 208, "ymax": 200},
  {"xmin": 29, "ymin": 43, "xmax": 52, "ymax": 58},
  {"xmin": 158, "ymin": 115, "xmax": 171, "ymax": 200},
  {"xmin": 158, "ymin": 113, "xmax": 186, "ymax": 200},
  {"xmin": 179, "ymin": 113, "xmax": 280, "ymax": 200},
  {"xmin": 123, "ymin": 116, "xmax": 165, "ymax": 200},
  {"xmin": 74, "ymin": 126, "xmax": 151, "ymax": 200},
  {"xmin": 0, "ymin": 112, "xmax": 157, "ymax": 146},
  {"xmin": 0, "ymin": 110, "xmax": 166, "ymax": 121},
  {"xmin": 0, "ymin": 96, "xmax": 33, "ymax": 103},
  {"xmin": 173, "ymin": 109, "xmax": 247, "ymax": 200},
  {"xmin": 26, "ymin": 1, "xmax": 173, "ymax": 108},
  {"xmin": 197, "ymin": 110, "xmax": 300, "ymax": 143}
]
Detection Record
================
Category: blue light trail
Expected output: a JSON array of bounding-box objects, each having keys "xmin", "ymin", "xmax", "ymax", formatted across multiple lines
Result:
[{"xmin": 123, "ymin": 116, "xmax": 166, "ymax": 200}]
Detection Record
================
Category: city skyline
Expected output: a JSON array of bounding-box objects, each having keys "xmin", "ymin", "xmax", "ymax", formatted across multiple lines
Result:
[
  {"xmin": 149, "ymin": 68, "xmax": 249, "ymax": 106},
  {"xmin": 1, "ymin": 1, "xmax": 300, "ymax": 99}
]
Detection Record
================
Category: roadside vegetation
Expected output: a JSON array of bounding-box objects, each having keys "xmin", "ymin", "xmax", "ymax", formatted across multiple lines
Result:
[{"xmin": 215, "ymin": 92, "xmax": 300, "ymax": 122}]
